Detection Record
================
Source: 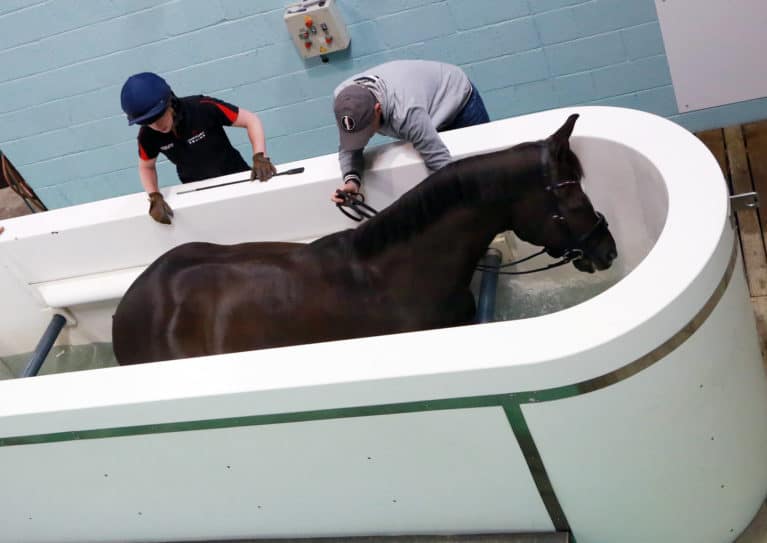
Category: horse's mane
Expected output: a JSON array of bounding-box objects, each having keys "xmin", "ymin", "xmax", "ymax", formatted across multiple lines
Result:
[{"xmin": 349, "ymin": 142, "xmax": 544, "ymax": 258}]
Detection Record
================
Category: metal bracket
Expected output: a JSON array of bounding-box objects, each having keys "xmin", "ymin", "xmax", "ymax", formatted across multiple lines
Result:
[{"xmin": 730, "ymin": 191, "xmax": 759, "ymax": 212}]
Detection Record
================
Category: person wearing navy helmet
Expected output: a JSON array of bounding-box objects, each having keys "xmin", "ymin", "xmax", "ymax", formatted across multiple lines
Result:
[{"xmin": 120, "ymin": 72, "xmax": 276, "ymax": 224}]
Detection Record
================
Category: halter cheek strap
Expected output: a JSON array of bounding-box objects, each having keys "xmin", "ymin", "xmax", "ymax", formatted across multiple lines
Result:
[{"xmin": 539, "ymin": 146, "xmax": 608, "ymax": 256}]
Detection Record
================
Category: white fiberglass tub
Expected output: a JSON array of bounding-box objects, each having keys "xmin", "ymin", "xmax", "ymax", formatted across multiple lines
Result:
[{"xmin": 0, "ymin": 107, "xmax": 765, "ymax": 543}]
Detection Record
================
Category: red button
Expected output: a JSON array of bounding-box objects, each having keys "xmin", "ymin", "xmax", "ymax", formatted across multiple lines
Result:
[
  {"xmin": 304, "ymin": 41, "xmax": 312, "ymax": 48},
  {"xmin": 305, "ymin": 16, "xmax": 313, "ymax": 28},
  {"xmin": 325, "ymin": 36, "xmax": 333, "ymax": 44}
]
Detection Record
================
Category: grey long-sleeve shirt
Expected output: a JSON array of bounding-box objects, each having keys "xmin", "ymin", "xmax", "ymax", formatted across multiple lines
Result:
[{"xmin": 335, "ymin": 60, "xmax": 473, "ymax": 183}]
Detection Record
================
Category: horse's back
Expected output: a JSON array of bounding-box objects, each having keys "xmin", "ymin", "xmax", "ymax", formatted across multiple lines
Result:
[{"xmin": 112, "ymin": 241, "xmax": 305, "ymax": 364}]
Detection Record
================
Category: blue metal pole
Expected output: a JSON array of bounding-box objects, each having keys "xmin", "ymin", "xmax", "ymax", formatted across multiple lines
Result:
[
  {"xmin": 21, "ymin": 314, "xmax": 67, "ymax": 378},
  {"xmin": 476, "ymin": 248, "xmax": 502, "ymax": 323}
]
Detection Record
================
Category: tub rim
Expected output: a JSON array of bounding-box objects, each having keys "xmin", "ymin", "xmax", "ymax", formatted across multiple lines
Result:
[{"xmin": 0, "ymin": 106, "xmax": 735, "ymax": 418}]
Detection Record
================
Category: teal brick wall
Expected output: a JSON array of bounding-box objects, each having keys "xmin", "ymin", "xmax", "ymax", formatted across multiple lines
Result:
[{"xmin": 0, "ymin": 0, "xmax": 765, "ymax": 208}]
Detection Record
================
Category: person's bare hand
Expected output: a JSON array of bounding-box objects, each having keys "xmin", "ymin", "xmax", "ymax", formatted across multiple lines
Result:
[{"xmin": 331, "ymin": 180, "xmax": 361, "ymax": 203}]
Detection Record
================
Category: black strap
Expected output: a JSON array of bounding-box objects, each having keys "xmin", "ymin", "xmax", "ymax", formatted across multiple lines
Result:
[
  {"xmin": 335, "ymin": 190, "xmax": 378, "ymax": 222},
  {"xmin": 476, "ymin": 255, "xmax": 574, "ymax": 275},
  {"xmin": 475, "ymin": 248, "xmax": 583, "ymax": 275}
]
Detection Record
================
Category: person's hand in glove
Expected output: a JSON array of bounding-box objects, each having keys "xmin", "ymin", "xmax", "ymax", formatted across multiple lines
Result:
[
  {"xmin": 148, "ymin": 192, "xmax": 174, "ymax": 225},
  {"xmin": 250, "ymin": 152, "xmax": 277, "ymax": 182}
]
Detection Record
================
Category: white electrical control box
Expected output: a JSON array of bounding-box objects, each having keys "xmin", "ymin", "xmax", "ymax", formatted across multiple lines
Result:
[{"xmin": 284, "ymin": 0, "xmax": 351, "ymax": 60}]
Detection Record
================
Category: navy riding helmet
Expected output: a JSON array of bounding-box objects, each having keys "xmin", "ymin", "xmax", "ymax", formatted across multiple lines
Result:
[{"xmin": 120, "ymin": 72, "xmax": 172, "ymax": 126}]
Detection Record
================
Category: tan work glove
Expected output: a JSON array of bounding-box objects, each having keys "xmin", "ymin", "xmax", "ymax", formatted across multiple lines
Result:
[
  {"xmin": 148, "ymin": 192, "xmax": 174, "ymax": 225},
  {"xmin": 250, "ymin": 152, "xmax": 277, "ymax": 182}
]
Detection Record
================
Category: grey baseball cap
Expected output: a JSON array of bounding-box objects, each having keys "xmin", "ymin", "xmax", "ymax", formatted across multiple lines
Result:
[{"xmin": 334, "ymin": 84, "xmax": 378, "ymax": 151}]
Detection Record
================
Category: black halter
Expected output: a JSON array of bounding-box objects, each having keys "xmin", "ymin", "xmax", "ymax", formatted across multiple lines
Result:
[
  {"xmin": 476, "ymin": 146, "xmax": 607, "ymax": 276},
  {"xmin": 545, "ymin": 178, "xmax": 608, "ymax": 260}
]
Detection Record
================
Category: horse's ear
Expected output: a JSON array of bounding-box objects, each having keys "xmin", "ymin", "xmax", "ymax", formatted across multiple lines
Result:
[{"xmin": 548, "ymin": 113, "xmax": 579, "ymax": 154}]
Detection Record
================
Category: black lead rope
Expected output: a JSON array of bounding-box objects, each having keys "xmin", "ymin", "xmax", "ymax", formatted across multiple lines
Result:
[
  {"xmin": 488, "ymin": 248, "xmax": 547, "ymax": 268},
  {"xmin": 475, "ymin": 250, "xmax": 580, "ymax": 275},
  {"xmin": 335, "ymin": 190, "xmax": 379, "ymax": 222}
]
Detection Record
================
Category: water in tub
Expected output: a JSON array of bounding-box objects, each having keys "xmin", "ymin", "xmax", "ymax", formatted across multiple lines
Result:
[
  {"xmin": 0, "ymin": 342, "xmax": 117, "ymax": 380},
  {"xmin": 471, "ymin": 232, "xmax": 623, "ymax": 321}
]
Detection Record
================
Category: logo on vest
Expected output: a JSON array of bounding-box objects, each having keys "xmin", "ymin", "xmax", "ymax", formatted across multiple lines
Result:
[
  {"xmin": 187, "ymin": 131, "xmax": 206, "ymax": 144},
  {"xmin": 341, "ymin": 116, "xmax": 355, "ymax": 132}
]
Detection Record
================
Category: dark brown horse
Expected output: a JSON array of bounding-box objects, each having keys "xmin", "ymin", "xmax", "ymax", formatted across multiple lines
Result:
[{"xmin": 113, "ymin": 114, "xmax": 616, "ymax": 364}]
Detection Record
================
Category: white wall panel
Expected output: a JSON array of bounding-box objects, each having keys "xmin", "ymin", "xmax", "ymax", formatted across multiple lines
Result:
[
  {"xmin": 656, "ymin": 0, "xmax": 767, "ymax": 111},
  {"xmin": 1, "ymin": 408, "xmax": 552, "ymax": 542}
]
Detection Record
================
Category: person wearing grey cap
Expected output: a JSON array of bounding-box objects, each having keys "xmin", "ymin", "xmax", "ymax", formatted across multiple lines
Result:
[{"xmin": 331, "ymin": 60, "xmax": 489, "ymax": 202}]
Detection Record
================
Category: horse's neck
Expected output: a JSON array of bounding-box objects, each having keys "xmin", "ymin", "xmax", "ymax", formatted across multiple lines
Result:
[
  {"xmin": 418, "ymin": 200, "xmax": 508, "ymax": 261},
  {"xmin": 363, "ymin": 200, "xmax": 509, "ymax": 284},
  {"xmin": 351, "ymin": 146, "xmax": 540, "ymax": 281}
]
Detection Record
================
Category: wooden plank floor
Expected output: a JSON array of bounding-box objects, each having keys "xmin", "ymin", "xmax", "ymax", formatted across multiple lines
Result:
[
  {"xmin": 697, "ymin": 121, "xmax": 767, "ymax": 543},
  {"xmin": 697, "ymin": 120, "xmax": 767, "ymax": 364}
]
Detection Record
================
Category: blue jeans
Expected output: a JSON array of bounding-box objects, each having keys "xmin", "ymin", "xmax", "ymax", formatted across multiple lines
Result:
[{"xmin": 443, "ymin": 82, "xmax": 490, "ymax": 131}]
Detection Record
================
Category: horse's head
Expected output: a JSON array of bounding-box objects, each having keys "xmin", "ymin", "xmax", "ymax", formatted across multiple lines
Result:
[{"xmin": 509, "ymin": 114, "xmax": 617, "ymax": 273}]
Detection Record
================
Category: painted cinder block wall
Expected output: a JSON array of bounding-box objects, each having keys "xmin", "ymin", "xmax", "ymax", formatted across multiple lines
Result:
[{"xmin": 0, "ymin": 0, "xmax": 765, "ymax": 209}]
